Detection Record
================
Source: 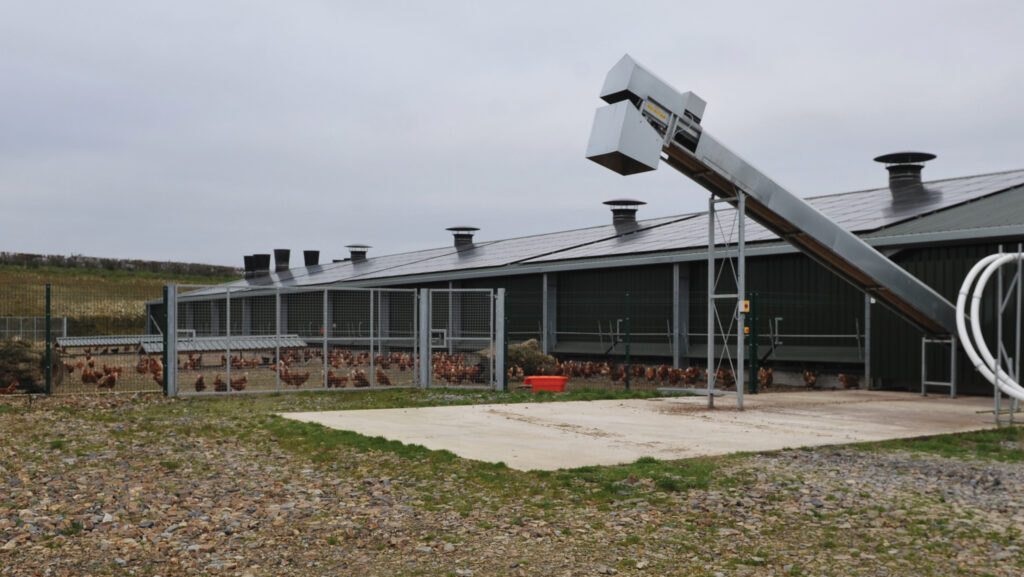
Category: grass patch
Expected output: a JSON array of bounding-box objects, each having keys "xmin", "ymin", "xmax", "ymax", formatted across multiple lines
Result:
[
  {"xmin": 855, "ymin": 426, "xmax": 1024, "ymax": 463},
  {"xmin": 263, "ymin": 415, "xmax": 458, "ymax": 464},
  {"xmin": 553, "ymin": 455, "xmax": 718, "ymax": 500},
  {"xmin": 159, "ymin": 459, "xmax": 183, "ymax": 471}
]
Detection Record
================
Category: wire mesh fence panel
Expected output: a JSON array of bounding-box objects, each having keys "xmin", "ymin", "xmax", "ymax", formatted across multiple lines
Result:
[
  {"xmin": 429, "ymin": 289, "xmax": 495, "ymax": 388},
  {"xmin": 49, "ymin": 283, "xmax": 167, "ymax": 395},
  {"xmin": 1, "ymin": 316, "xmax": 66, "ymax": 342},
  {"xmin": 0, "ymin": 284, "xmax": 48, "ymax": 395},
  {"xmin": 172, "ymin": 286, "xmax": 420, "ymax": 396}
]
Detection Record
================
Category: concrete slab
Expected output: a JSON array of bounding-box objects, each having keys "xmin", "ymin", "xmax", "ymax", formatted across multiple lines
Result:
[{"xmin": 282, "ymin": 391, "xmax": 999, "ymax": 471}]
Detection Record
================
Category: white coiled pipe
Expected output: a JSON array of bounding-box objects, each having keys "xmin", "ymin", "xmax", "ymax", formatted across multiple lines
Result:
[{"xmin": 956, "ymin": 253, "xmax": 1024, "ymax": 400}]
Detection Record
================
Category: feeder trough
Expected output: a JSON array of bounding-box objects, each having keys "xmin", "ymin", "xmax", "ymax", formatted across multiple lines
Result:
[{"xmin": 524, "ymin": 375, "xmax": 568, "ymax": 393}]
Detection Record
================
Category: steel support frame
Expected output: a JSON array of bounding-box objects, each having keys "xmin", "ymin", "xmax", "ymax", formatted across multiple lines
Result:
[
  {"xmin": 166, "ymin": 284, "xmax": 178, "ymax": 397},
  {"xmin": 921, "ymin": 335, "xmax": 957, "ymax": 398},
  {"xmin": 707, "ymin": 194, "xmax": 745, "ymax": 410},
  {"xmin": 993, "ymin": 244, "xmax": 1023, "ymax": 425},
  {"xmin": 865, "ymin": 295, "xmax": 873, "ymax": 389}
]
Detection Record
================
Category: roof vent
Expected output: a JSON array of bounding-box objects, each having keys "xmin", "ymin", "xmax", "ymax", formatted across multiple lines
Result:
[
  {"xmin": 243, "ymin": 255, "xmax": 255, "ymax": 279},
  {"xmin": 604, "ymin": 199, "xmax": 646, "ymax": 226},
  {"xmin": 346, "ymin": 244, "xmax": 370, "ymax": 262},
  {"xmin": 252, "ymin": 253, "xmax": 271, "ymax": 277},
  {"xmin": 303, "ymin": 250, "xmax": 320, "ymax": 267},
  {"xmin": 274, "ymin": 249, "xmax": 290, "ymax": 272},
  {"xmin": 874, "ymin": 152, "xmax": 935, "ymax": 199},
  {"xmin": 447, "ymin": 226, "xmax": 479, "ymax": 249}
]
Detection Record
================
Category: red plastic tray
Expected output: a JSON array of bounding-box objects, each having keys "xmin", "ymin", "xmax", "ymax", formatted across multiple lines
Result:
[{"xmin": 523, "ymin": 375, "xmax": 568, "ymax": 392}]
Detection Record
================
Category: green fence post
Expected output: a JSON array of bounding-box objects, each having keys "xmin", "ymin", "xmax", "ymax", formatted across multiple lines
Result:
[
  {"xmin": 161, "ymin": 285, "xmax": 169, "ymax": 396},
  {"xmin": 748, "ymin": 292, "xmax": 759, "ymax": 394},
  {"xmin": 624, "ymin": 291, "xmax": 631, "ymax": 390},
  {"xmin": 45, "ymin": 284, "xmax": 52, "ymax": 395},
  {"xmin": 503, "ymin": 290, "xmax": 509, "ymax": 393}
]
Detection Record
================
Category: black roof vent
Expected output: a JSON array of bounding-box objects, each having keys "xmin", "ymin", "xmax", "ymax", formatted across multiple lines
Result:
[
  {"xmin": 252, "ymin": 253, "xmax": 271, "ymax": 277},
  {"xmin": 604, "ymin": 199, "xmax": 646, "ymax": 226},
  {"xmin": 274, "ymin": 249, "xmax": 290, "ymax": 272},
  {"xmin": 243, "ymin": 255, "xmax": 255, "ymax": 279},
  {"xmin": 346, "ymin": 244, "xmax": 370, "ymax": 262},
  {"xmin": 447, "ymin": 226, "xmax": 479, "ymax": 249},
  {"xmin": 874, "ymin": 152, "xmax": 935, "ymax": 199},
  {"xmin": 303, "ymin": 250, "xmax": 320, "ymax": 267}
]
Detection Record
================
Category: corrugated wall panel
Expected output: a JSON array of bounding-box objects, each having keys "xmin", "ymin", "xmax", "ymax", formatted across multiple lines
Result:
[
  {"xmin": 557, "ymin": 265, "xmax": 673, "ymax": 347},
  {"xmin": 461, "ymin": 274, "xmax": 543, "ymax": 342},
  {"xmin": 874, "ymin": 242, "xmax": 1024, "ymax": 394},
  {"xmin": 688, "ymin": 254, "xmax": 866, "ymax": 364}
]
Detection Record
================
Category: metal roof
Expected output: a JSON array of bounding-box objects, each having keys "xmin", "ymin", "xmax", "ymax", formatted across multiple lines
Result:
[
  {"xmin": 526, "ymin": 170, "xmax": 1024, "ymax": 264},
  {"xmin": 345, "ymin": 215, "xmax": 687, "ymax": 282},
  {"xmin": 57, "ymin": 335, "xmax": 163, "ymax": 348},
  {"xmin": 863, "ymin": 182, "xmax": 1024, "ymax": 240},
  {"xmin": 142, "ymin": 334, "xmax": 308, "ymax": 354},
  {"xmin": 180, "ymin": 168, "xmax": 1024, "ymax": 293},
  {"xmin": 180, "ymin": 247, "xmax": 457, "ymax": 298}
]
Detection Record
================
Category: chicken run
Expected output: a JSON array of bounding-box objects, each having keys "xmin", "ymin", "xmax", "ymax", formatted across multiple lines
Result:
[{"xmin": 28, "ymin": 341, "xmax": 868, "ymax": 397}]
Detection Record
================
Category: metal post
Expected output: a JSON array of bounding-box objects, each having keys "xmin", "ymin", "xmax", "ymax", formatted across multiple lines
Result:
[
  {"xmin": 748, "ymin": 292, "xmax": 758, "ymax": 394},
  {"xmin": 45, "ymin": 284, "xmax": 51, "ymax": 395},
  {"xmin": 225, "ymin": 288, "xmax": 232, "ymax": 391},
  {"xmin": 165, "ymin": 284, "xmax": 178, "ymax": 397},
  {"xmin": 997, "ymin": 252, "xmax": 1005, "ymax": 421},
  {"xmin": 162, "ymin": 285, "xmax": 169, "ymax": 396},
  {"xmin": 322, "ymin": 289, "xmax": 329, "ymax": 388},
  {"xmin": 951, "ymin": 334, "xmax": 958, "ymax": 399},
  {"xmin": 921, "ymin": 337, "xmax": 928, "ymax": 397},
  {"xmin": 418, "ymin": 289, "xmax": 431, "ymax": 388},
  {"xmin": 707, "ymin": 196, "xmax": 715, "ymax": 408},
  {"xmin": 672, "ymin": 263, "xmax": 681, "ymax": 369},
  {"xmin": 370, "ymin": 290, "xmax": 376, "ymax": 386},
  {"xmin": 1011, "ymin": 241, "xmax": 1019, "ymax": 422},
  {"xmin": 736, "ymin": 193, "xmax": 745, "ymax": 411},
  {"xmin": 275, "ymin": 289, "xmax": 281, "ymax": 391},
  {"xmin": 624, "ymin": 291, "xmax": 631, "ymax": 390},
  {"xmin": 498, "ymin": 289, "xmax": 508, "ymax": 392},
  {"xmin": 864, "ymin": 295, "xmax": 872, "ymax": 389}
]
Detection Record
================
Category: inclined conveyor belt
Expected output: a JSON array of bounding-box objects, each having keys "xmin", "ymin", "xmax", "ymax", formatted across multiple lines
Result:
[{"xmin": 587, "ymin": 55, "xmax": 957, "ymax": 336}]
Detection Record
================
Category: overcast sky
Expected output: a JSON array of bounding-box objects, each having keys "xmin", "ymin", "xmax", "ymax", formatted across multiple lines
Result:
[{"xmin": 2, "ymin": 1, "xmax": 1023, "ymax": 267}]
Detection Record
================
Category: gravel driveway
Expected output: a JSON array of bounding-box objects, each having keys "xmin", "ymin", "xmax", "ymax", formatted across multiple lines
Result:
[{"xmin": 2, "ymin": 393, "xmax": 1022, "ymax": 576}]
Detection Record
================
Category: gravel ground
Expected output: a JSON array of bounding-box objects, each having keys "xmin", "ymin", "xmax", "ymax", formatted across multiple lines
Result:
[{"xmin": 2, "ymin": 393, "xmax": 1023, "ymax": 577}]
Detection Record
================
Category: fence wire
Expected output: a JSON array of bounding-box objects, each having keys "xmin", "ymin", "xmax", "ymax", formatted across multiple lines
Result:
[
  {"xmin": 0, "ymin": 282, "xmax": 168, "ymax": 395},
  {"xmin": 172, "ymin": 286, "xmax": 427, "ymax": 395}
]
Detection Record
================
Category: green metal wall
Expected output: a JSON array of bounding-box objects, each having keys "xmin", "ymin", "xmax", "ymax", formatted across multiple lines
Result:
[
  {"xmin": 556, "ymin": 265, "xmax": 673, "ymax": 346},
  {"xmin": 874, "ymin": 242, "xmax": 1024, "ymax": 394},
  {"xmin": 461, "ymin": 274, "xmax": 543, "ymax": 342},
  {"xmin": 687, "ymin": 253, "xmax": 866, "ymax": 364}
]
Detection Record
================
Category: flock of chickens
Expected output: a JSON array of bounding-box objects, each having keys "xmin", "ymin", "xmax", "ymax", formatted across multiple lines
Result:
[
  {"xmin": 52, "ymin": 345, "xmax": 861, "ymax": 393},
  {"xmin": 60, "ymin": 352, "xmax": 161, "ymax": 391},
  {"xmin": 516, "ymin": 359, "xmax": 743, "ymax": 388}
]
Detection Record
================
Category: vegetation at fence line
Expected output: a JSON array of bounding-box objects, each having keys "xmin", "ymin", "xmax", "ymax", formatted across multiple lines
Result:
[
  {"xmin": 0, "ymin": 260, "xmax": 240, "ymax": 332},
  {"xmin": 0, "ymin": 338, "xmax": 44, "ymax": 390},
  {"xmin": 507, "ymin": 338, "xmax": 557, "ymax": 376},
  {"xmin": 0, "ymin": 251, "xmax": 240, "ymax": 277}
]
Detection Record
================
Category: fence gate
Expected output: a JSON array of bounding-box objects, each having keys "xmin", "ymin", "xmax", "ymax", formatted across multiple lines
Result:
[{"xmin": 420, "ymin": 288, "xmax": 505, "ymax": 390}]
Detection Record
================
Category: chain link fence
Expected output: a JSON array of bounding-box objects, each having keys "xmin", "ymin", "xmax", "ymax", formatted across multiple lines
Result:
[
  {"xmin": 164, "ymin": 286, "xmax": 502, "ymax": 396},
  {"xmin": 0, "ymin": 282, "xmax": 168, "ymax": 395}
]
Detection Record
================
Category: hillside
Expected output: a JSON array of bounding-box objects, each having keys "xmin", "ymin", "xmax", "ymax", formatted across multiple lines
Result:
[{"xmin": 1, "ymin": 254, "xmax": 241, "ymax": 335}]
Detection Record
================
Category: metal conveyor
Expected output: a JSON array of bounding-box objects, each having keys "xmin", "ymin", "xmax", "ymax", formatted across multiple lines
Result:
[{"xmin": 586, "ymin": 55, "xmax": 957, "ymax": 336}]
